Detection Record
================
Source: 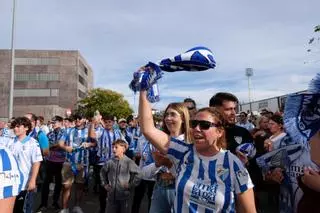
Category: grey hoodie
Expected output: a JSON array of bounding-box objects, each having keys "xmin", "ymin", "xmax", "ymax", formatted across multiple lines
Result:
[{"xmin": 100, "ymin": 155, "xmax": 142, "ymax": 201}]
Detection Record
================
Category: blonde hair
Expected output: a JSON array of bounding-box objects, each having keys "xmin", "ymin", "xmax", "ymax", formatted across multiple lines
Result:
[
  {"xmin": 162, "ymin": 102, "xmax": 192, "ymax": 143},
  {"xmin": 197, "ymin": 107, "xmax": 227, "ymax": 149}
]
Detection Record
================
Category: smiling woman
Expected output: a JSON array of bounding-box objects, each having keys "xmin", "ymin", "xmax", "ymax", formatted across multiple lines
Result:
[{"xmin": 139, "ymin": 90, "xmax": 257, "ymax": 213}]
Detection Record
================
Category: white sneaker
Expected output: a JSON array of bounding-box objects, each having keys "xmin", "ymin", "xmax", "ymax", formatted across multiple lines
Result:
[
  {"xmin": 59, "ymin": 209, "xmax": 69, "ymax": 213},
  {"xmin": 72, "ymin": 206, "xmax": 84, "ymax": 213}
]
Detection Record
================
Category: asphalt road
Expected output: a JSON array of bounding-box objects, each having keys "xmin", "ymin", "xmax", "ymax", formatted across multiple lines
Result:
[{"xmin": 33, "ymin": 185, "xmax": 149, "ymax": 213}]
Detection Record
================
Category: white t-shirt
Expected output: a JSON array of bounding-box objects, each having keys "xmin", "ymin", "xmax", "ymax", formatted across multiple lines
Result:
[
  {"xmin": 167, "ymin": 137, "xmax": 253, "ymax": 213},
  {"xmin": 6, "ymin": 136, "xmax": 43, "ymax": 190}
]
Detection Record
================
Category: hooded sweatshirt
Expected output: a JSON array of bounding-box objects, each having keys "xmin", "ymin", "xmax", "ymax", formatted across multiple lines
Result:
[{"xmin": 100, "ymin": 155, "xmax": 141, "ymax": 201}]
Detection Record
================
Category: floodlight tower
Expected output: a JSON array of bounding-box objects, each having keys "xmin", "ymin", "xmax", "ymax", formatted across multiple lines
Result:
[{"xmin": 245, "ymin": 68, "xmax": 253, "ymax": 113}]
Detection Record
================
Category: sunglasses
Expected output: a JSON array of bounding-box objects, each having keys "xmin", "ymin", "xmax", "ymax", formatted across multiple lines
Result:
[
  {"xmin": 189, "ymin": 120, "xmax": 220, "ymax": 130},
  {"xmin": 187, "ymin": 106, "xmax": 195, "ymax": 110}
]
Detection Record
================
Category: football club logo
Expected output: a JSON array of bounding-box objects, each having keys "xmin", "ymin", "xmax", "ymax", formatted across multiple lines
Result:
[
  {"xmin": 217, "ymin": 166, "xmax": 229, "ymax": 181},
  {"xmin": 234, "ymin": 136, "xmax": 242, "ymax": 144}
]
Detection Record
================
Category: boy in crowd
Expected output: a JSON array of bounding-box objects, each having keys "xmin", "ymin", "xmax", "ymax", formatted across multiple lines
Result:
[{"xmin": 100, "ymin": 139, "xmax": 142, "ymax": 213}]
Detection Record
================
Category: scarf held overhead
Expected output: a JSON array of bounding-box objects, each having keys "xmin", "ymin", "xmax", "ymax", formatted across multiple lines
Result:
[{"xmin": 129, "ymin": 46, "xmax": 216, "ymax": 102}]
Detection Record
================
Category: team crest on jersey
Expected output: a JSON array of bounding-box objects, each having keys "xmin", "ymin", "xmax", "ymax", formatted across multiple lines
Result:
[
  {"xmin": 234, "ymin": 136, "xmax": 242, "ymax": 144},
  {"xmin": 190, "ymin": 181, "xmax": 217, "ymax": 209},
  {"xmin": 217, "ymin": 166, "xmax": 229, "ymax": 181}
]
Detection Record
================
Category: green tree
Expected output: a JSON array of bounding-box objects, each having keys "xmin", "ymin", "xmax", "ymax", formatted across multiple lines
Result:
[{"xmin": 76, "ymin": 88, "xmax": 133, "ymax": 119}]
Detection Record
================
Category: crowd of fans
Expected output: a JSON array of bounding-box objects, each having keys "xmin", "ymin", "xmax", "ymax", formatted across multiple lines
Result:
[{"xmin": 0, "ymin": 91, "xmax": 319, "ymax": 213}]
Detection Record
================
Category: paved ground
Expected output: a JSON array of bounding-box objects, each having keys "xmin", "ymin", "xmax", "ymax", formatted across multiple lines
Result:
[{"xmin": 33, "ymin": 184, "xmax": 148, "ymax": 213}]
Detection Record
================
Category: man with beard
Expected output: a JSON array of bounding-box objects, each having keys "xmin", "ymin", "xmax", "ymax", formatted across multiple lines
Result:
[{"xmin": 209, "ymin": 92, "xmax": 253, "ymax": 155}]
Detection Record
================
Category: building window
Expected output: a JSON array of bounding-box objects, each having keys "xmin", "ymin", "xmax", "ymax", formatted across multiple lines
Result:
[
  {"xmin": 79, "ymin": 61, "xmax": 88, "ymax": 76},
  {"xmin": 15, "ymin": 58, "xmax": 60, "ymax": 65},
  {"xmin": 14, "ymin": 89, "xmax": 59, "ymax": 97},
  {"xmin": 78, "ymin": 75, "xmax": 87, "ymax": 87},
  {"xmin": 78, "ymin": 89, "xmax": 86, "ymax": 99},
  {"xmin": 15, "ymin": 73, "xmax": 59, "ymax": 81}
]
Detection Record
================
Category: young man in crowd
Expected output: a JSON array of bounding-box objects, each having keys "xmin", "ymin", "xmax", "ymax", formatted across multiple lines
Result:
[
  {"xmin": 209, "ymin": 92, "xmax": 253, "ymax": 155},
  {"xmin": 237, "ymin": 111, "xmax": 255, "ymax": 131},
  {"xmin": 6, "ymin": 117, "xmax": 43, "ymax": 213},
  {"xmin": 58, "ymin": 113, "xmax": 96, "ymax": 213},
  {"xmin": 126, "ymin": 115, "xmax": 141, "ymax": 162},
  {"xmin": 36, "ymin": 116, "xmax": 66, "ymax": 212}
]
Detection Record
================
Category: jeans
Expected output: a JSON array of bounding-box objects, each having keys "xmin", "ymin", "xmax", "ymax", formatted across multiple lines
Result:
[
  {"xmin": 149, "ymin": 183, "xmax": 175, "ymax": 213},
  {"xmin": 25, "ymin": 191, "xmax": 34, "ymax": 213},
  {"xmin": 131, "ymin": 180, "xmax": 155, "ymax": 213}
]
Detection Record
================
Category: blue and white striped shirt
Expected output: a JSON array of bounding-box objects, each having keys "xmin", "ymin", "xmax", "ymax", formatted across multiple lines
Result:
[
  {"xmin": 97, "ymin": 129, "xmax": 124, "ymax": 165},
  {"xmin": 136, "ymin": 135, "xmax": 155, "ymax": 168},
  {"xmin": 61, "ymin": 127, "xmax": 90, "ymax": 166},
  {"xmin": 167, "ymin": 137, "xmax": 253, "ymax": 213},
  {"xmin": 0, "ymin": 139, "xmax": 23, "ymax": 199},
  {"xmin": 127, "ymin": 127, "xmax": 141, "ymax": 153}
]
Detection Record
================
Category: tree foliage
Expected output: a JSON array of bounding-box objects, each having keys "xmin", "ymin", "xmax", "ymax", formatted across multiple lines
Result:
[{"xmin": 76, "ymin": 88, "xmax": 133, "ymax": 119}]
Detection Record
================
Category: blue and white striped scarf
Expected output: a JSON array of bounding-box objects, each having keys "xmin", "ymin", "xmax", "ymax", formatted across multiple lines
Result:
[
  {"xmin": 284, "ymin": 73, "xmax": 320, "ymax": 146},
  {"xmin": 257, "ymin": 72, "xmax": 320, "ymax": 171},
  {"xmin": 129, "ymin": 46, "xmax": 216, "ymax": 102}
]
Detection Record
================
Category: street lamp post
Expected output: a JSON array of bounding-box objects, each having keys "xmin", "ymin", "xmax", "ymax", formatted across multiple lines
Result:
[
  {"xmin": 9, "ymin": 0, "xmax": 16, "ymax": 119},
  {"xmin": 245, "ymin": 68, "xmax": 253, "ymax": 113}
]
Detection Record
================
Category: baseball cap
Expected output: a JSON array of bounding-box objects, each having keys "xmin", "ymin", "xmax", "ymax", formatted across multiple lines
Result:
[
  {"xmin": 51, "ymin": 116, "xmax": 63, "ymax": 122},
  {"xmin": 118, "ymin": 118, "xmax": 126, "ymax": 123}
]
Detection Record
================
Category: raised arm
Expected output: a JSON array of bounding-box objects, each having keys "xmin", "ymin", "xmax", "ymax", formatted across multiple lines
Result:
[{"xmin": 139, "ymin": 90, "xmax": 170, "ymax": 153}]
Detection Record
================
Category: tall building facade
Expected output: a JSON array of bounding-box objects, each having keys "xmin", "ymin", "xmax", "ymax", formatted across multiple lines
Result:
[{"xmin": 0, "ymin": 49, "xmax": 93, "ymax": 121}]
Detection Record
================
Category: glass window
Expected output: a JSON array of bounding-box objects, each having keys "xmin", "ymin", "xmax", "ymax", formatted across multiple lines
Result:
[
  {"xmin": 78, "ymin": 75, "xmax": 87, "ymax": 87},
  {"xmin": 15, "ymin": 58, "xmax": 60, "ymax": 65},
  {"xmin": 14, "ymin": 89, "xmax": 59, "ymax": 97},
  {"xmin": 15, "ymin": 73, "xmax": 59, "ymax": 81},
  {"xmin": 78, "ymin": 89, "xmax": 86, "ymax": 99}
]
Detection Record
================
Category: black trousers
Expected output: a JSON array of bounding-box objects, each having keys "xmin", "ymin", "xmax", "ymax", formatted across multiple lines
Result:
[
  {"xmin": 13, "ymin": 190, "xmax": 27, "ymax": 213},
  {"xmin": 40, "ymin": 161, "xmax": 63, "ymax": 207},
  {"xmin": 131, "ymin": 179, "xmax": 155, "ymax": 213}
]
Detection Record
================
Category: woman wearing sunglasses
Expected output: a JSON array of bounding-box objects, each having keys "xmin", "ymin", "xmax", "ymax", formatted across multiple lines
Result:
[{"xmin": 139, "ymin": 90, "xmax": 256, "ymax": 213}]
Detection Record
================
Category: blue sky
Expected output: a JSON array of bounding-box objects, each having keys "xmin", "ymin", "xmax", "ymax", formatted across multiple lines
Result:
[{"xmin": 0, "ymin": 0, "xmax": 319, "ymax": 112}]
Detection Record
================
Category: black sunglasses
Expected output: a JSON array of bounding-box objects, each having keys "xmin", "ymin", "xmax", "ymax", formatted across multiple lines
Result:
[
  {"xmin": 189, "ymin": 120, "xmax": 220, "ymax": 130},
  {"xmin": 187, "ymin": 106, "xmax": 195, "ymax": 110}
]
